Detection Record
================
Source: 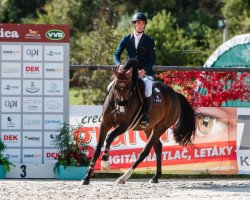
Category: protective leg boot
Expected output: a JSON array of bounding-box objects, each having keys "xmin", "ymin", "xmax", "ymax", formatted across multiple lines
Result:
[{"xmin": 140, "ymin": 97, "xmax": 152, "ymax": 129}]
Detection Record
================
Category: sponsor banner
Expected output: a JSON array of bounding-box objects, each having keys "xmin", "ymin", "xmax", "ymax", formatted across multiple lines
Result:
[
  {"xmin": 44, "ymin": 149, "xmax": 58, "ymax": 164},
  {"xmin": 23, "ymin": 80, "xmax": 42, "ymax": 95},
  {"xmin": 1, "ymin": 79, "xmax": 21, "ymax": 95},
  {"xmin": 44, "ymin": 62, "xmax": 63, "ymax": 78},
  {"xmin": 3, "ymin": 149, "xmax": 21, "ymax": 163},
  {"xmin": 44, "ymin": 97, "xmax": 63, "ymax": 112},
  {"xmin": 23, "ymin": 132, "xmax": 42, "ymax": 147},
  {"xmin": 44, "ymin": 131, "xmax": 58, "ymax": 147},
  {"xmin": 44, "ymin": 80, "xmax": 63, "ymax": 95},
  {"xmin": 70, "ymin": 106, "xmax": 238, "ymax": 174},
  {"xmin": 1, "ymin": 96, "xmax": 21, "ymax": 112},
  {"xmin": 1, "ymin": 114, "xmax": 21, "ymax": 130},
  {"xmin": 23, "ymin": 97, "xmax": 43, "ymax": 113},
  {"xmin": 0, "ymin": 24, "xmax": 69, "ymax": 43},
  {"xmin": 23, "ymin": 114, "xmax": 43, "ymax": 130},
  {"xmin": 44, "ymin": 46, "xmax": 64, "ymax": 61},
  {"xmin": 0, "ymin": 23, "xmax": 69, "ymax": 178},
  {"xmin": 1, "ymin": 131, "xmax": 21, "ymax": 147},
  {"xmin": 1, "ymin": 62, "xmax": 21, "ymax": 78},
  {"xmin": 23, "ymin": 149, "xmax": 42, "ymax": 164},
  {"xmin": 236, "ymin": 108, "xmax": 250, "ymax": 174},
  {"xmin": 23, "ymin": 62, "xmax": 43, "ymax": 78},
  {"xmin": 23, "ymin": 45, "xmax": 43, "ymax": 61},
  {"xmin": 44, "ymin": 114, "xmax": 64, "ymax": 130},
  {"xmin": 1, "ymin": 45, "xmax": 21, "ymax": 60}
]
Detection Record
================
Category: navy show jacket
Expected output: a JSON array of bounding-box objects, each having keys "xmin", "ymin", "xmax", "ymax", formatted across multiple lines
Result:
[{"xmin": 113, "ymin": 33, "xmax": 156, "ymax": 76}]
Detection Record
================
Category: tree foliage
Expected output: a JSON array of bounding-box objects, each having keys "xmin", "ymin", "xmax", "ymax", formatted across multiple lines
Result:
[
  {"xmin": 0, "ymin": 0, "xmax": 47, "ymax": 22},
  {"xmin": 221, "ymin": 0, "xmax": 250, "ymax": 36}
]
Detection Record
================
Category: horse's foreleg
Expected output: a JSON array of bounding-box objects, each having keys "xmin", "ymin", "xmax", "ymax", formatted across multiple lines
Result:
[
  {"xmin": 101, "ymin": 126, "xmax": 127, "ymax": 171},
  {"xmin": 116, "ymin": 136, "xmax": 156, "ymax": 184},
  {"xmin": 82, "ymin": 123, "xmax": 109, "ymax": 185},
  {"xmin": 150, "ymin": 140, "xmax": 162, "ymax": 183}
]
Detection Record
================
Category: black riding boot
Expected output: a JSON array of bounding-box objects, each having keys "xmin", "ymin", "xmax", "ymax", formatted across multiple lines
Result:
[{"xmin": 140, "ymin": 97, "xmax": 152, "ymax": 129}]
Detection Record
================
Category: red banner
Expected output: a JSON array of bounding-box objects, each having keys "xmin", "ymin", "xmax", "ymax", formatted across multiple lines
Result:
[{"xmin": 0, "ymin": 23, "xmax": 69, "ymax": 43}]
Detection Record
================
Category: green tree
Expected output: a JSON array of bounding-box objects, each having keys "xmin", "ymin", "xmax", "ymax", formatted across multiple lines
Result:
[
  {"xmin": 22, "ymin": 0, "xmax": 96, "ymax": 34},
  {"xmin": 146, "ymin": 11, "xmax": 198, "ymax": 66},
  {"xmin": 0, "ymin": 0, "xmax": 47, "ymax": 23},
  {"xmin": 221, "ymin": 0, "xmax": 250, "ymax": 37}
]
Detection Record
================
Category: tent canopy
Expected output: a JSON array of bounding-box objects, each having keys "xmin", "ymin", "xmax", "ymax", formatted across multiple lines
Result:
[{"xmin": 204, "ymin": 34, "xmax": 250, "ymax": 68}]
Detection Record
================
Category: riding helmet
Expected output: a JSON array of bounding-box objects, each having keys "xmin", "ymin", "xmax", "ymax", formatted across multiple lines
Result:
[{"xmin": 132, "ymin": 12, "xmax": 147, "ymax": 24}]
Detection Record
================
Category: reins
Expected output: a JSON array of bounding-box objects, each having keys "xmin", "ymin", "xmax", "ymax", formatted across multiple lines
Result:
[{"xmin": 109, "ymin": 78, "xmax": 139, "ymax": 118}]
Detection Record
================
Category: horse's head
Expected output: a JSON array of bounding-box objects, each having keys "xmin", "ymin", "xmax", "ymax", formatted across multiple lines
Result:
[
  {"xmin": 112, "ymin": 66, "xmax": 133, "ymax": 104},
  {"xmin": 111, "ymin": 58, "xmax": 139, "ymax": 114}
]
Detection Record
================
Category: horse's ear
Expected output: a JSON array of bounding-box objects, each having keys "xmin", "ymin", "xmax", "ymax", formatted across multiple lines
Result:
[
  {"xmin": 125, "ymin": 68, "xmax": 132, "ymax": 78},
  {"xmin": 112, "ymin": 68, "xmax": 119, "ymax": 77}
]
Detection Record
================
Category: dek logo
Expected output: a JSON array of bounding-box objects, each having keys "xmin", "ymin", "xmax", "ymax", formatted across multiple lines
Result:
[
  {"xmin": 46, "ymin": 29, "xmax": 65, "ymax": 40},
  {"xmin": 4, "ymin": 135, "xmax": 18, "ymax": 141}
]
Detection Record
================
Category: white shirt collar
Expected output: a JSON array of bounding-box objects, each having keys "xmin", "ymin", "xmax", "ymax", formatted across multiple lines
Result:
[{"xmin": 133, "ymin": 32, "xmax": 143, "ymax": 49}]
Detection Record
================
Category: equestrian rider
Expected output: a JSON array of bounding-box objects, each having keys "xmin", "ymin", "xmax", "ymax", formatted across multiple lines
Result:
[{"xmin": 113, "ymin": 12, "xmax": 156, "ymax": 128}]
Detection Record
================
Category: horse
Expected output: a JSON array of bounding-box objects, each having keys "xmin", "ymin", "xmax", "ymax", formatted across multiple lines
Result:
[{"xmin": 82, "ymin": 58, "xmax": 196, "ymax": 185}]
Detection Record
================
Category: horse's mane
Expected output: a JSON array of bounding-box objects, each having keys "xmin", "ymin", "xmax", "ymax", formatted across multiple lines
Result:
[{"xmin": 124, "ymin": 58, "xmax": 139, "ymax": 90}]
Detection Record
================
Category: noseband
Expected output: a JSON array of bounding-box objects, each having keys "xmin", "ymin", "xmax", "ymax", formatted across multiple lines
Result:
[{"xmin": 112, "ymin": 78, "xmax": 136, "ymax": 115}]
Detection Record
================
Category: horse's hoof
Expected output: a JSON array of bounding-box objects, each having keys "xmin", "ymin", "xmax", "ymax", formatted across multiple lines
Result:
[
  {"xmin": 81, "ymin": 179, "xmax": 90, "ymax": 185},
  {"xmin": 101, "ymin": 160, "xmax": 110, "ymax": 171},
  {"xmin": 149, "ymin": 178, "xmax": 159, "ymax": 183},
  {"xmin": 116, "ymin": 178, "xmax": 125, "ymax": 184}
]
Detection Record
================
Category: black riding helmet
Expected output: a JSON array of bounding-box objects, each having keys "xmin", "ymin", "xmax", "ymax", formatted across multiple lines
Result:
[{"xmin": 132, "ymin": 12, "xmax": 147, "ymax": 24}]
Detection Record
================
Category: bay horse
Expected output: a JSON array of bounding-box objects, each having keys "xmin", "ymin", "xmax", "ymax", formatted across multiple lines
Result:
[{"xmin": 82, "ymin": 58, "xmax": 196, "ymax": 185}]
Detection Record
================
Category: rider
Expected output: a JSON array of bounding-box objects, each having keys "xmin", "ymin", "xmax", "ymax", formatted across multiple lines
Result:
[{"xmin": 113, "ymin": 12, "xmax": 156, "ymax": 128}]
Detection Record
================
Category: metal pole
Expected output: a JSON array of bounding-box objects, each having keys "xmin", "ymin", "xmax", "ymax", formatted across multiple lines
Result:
[{"xmin": 223, "ymin": 20, "xmax": 228, "ymax": 43}]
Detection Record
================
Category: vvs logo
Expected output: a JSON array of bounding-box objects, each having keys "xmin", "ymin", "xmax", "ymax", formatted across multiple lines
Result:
[{"xmin": 46, "ymin": 29, "xmax": 65, "ymax": 40}]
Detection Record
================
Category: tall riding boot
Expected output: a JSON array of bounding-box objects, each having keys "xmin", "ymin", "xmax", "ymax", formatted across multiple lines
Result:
[{"xmin": 140, "ymin": 97, "xmax": 152, "ymax": 128}]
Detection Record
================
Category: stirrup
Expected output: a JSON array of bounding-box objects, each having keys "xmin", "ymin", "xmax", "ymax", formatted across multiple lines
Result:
[{"xmin": 140, "ymin": 115, "xmax": 149, "ymax": 129}]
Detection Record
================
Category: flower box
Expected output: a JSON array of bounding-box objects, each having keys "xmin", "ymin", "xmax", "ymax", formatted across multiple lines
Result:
[
  {"xmin": 55, "ymin": 165, "xmax": 88, "ymax": 180},
  {"xmin": 0, "ymin": 165, "xmax": 6, "ymax": 179}
]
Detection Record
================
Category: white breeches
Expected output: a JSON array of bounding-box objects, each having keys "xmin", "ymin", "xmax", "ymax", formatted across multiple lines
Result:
[{"xmin": 142, "ymin": 75, "xmax": 154, "ymax": 97}]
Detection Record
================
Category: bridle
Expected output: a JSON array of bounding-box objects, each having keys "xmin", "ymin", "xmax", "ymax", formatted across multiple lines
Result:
[{"xmin": 111, "ymin": 68, "xmax": 137, "ymax": 115}]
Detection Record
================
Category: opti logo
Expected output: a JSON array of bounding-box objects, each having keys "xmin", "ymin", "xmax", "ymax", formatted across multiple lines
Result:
[
  {"xmin": 26, "ymin": 49, "xmax": 39, "ymax": 57},
  {"xmin": 46, "ymin": 30, "xmax": 65, "ymax": 40}
]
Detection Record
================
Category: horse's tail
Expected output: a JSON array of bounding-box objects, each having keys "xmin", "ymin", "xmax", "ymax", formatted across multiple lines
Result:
[{"xmin": 173, "ymin": 93, "xmax": 196, "ymax": 146}]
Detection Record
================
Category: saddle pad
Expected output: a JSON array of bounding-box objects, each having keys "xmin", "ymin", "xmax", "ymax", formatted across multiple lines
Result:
[{"xmin": 152, "ymin": 86, "xmax": 164, "ymax": 106}]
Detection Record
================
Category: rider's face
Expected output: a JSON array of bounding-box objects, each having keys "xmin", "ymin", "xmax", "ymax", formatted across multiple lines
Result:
[{"xmin": 133, "ymin": 20, "xmax": 146, "ymax": 34}]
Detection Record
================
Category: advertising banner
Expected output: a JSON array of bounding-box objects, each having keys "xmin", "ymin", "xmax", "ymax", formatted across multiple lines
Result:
[
  {"xmin": 236, "ymin": 108, "xmax": 250, "ymax": 174},
  {"xmin": 0, "ymin": 24, "xmax": 69, "ymax": 178},
  {"xmin": 70, "ymin": 106, "xmax": 239, "ymax": 174}
]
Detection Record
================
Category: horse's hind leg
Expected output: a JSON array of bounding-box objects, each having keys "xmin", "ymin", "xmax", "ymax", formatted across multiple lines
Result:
[
  {"xmin": 143, "ymin": 129, "xmax": 162, "ymax": 183},
  {"xmin": 116, "ymin": 134, "xmax": 157, "ymax": 184},
  {"xmin": 82, "ymin": 122, "xmax": 110, "ymax": 185},
  {"xmin": 101, "ymin": 125, "xmax": 127, "ymax": 171},
  {"xmin": 150, "ymin": 139, "xmax": 162, "ymax": 183}
]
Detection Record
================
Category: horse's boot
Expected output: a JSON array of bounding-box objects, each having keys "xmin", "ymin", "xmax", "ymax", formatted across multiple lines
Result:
[{"xmin": 140, "ymin": 97, "xmax": 152, "ymax": 128}]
